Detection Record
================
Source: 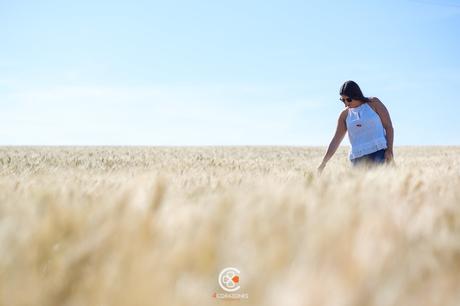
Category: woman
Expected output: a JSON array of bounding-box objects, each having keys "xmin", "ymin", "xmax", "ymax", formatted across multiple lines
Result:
[{"xmin": 318, "ymin": 80, "xmax": 394, "ymax": 172}]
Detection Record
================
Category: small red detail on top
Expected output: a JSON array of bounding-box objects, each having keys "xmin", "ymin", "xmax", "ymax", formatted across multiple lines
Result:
[{"xmin": 232, "ymin": 276, "xmax": 240, "ymax": 283}]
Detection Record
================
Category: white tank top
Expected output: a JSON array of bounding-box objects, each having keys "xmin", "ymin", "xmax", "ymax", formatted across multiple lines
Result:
[{"xmin": 346, "ymin": 103, "xmax": 387, "ymax": 160}]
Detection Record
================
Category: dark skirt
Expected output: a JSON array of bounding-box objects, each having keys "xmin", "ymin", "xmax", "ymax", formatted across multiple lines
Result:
[{"xmin": 351, "ymin": 149, "xmax": 386, "ymax": 167}]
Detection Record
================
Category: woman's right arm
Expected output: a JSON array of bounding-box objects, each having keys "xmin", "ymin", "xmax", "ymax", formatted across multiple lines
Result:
[{"xmin": 318, "ymin": 110, "xmax": 348, "ymax": 173}]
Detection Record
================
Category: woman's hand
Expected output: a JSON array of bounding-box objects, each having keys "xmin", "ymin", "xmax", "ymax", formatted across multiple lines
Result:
[
  {"xmin": 384, "ymin": 149, "xmax": 394, "ymax": 163},
  {"xmin": 317, "ymin": 161, "xmax": 327, "ymax": 174}
]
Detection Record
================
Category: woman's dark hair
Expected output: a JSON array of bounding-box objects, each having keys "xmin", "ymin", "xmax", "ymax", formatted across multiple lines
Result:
[{"xmin": 339, "ymin": 80, "xmax": 370, "ymax": 102}]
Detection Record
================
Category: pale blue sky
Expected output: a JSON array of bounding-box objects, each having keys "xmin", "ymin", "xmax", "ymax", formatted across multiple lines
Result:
[{"xmin": 1, "ymin": 0, "xmax": 459, "ymax": 145}]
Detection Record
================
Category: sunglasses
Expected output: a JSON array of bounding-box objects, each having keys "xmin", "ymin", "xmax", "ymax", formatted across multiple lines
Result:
[{"xmin": 340, "ymin": 97, "xmax": 352, "ymax": 103}]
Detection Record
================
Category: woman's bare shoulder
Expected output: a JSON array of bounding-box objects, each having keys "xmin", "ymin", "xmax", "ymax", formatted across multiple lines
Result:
[
  {"xmin": 339, "ymin": 108, "xmax": 348, "ymax": 121},
  {"xmin": 367, "ymin": 97, "xmax": 386, "ymax": 111},
  {"xmin": 368, "ymin": 97, "xmax": 392, "ymax": 122},
  {"xmin": 368, "ymin": 96, "xmax": 381, "ymax": 103}
]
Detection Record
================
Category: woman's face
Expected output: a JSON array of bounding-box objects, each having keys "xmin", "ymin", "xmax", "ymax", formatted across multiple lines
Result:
[{"xmin": 340, "ymin": 95, "xmax": 362, "ymax": 108}]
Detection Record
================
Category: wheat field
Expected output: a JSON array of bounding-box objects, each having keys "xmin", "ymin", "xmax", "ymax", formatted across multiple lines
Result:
[{"xmin": 0, "ymin": 146, "xmax": 459, "ymax": 306}]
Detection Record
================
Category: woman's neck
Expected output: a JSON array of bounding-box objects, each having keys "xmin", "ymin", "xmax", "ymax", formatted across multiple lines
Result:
[{"xmin": 347, "ymin": 101, "xmax": 365, "ymax": 109}]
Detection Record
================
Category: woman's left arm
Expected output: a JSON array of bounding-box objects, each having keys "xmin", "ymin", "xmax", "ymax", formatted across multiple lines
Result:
[{"xmin": 369, "ymin": 97, "xmax": 394, "ymax": 162}]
